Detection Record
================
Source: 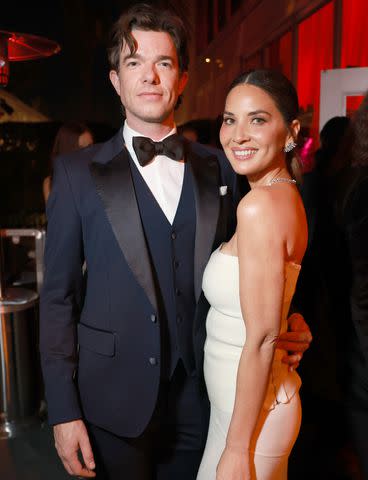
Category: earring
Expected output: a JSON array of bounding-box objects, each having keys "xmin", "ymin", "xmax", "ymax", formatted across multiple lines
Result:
[{"xmin": 284, "ymin": 141, "xmax": 297, "ymax": 153}]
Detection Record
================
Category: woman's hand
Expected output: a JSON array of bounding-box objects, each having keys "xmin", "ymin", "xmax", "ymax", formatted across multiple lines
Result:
[{"xmin": 216, "ymin": 446, "xmax": 251, "ymax": 480}]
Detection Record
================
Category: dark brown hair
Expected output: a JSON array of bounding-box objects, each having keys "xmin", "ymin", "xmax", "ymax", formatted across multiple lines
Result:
[
  {"xmin": 107, "ymin": 3, "xmax": 189, "ymax": 74},
  {"xmin": 48, "ymin": 122, "xmax": 93, "ymax": 186},
  {"xmin": 227, "ymin": 69, "xmax": 301, "ymax": 181},
  {"xmin": 51, "ymin": 122, "xmax": 93, "ymax": 161}
]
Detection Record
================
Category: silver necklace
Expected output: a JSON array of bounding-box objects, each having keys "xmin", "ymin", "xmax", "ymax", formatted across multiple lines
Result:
[{"xmin": 268, "ymin": 177, "xmax": 296, "ymax": 186}]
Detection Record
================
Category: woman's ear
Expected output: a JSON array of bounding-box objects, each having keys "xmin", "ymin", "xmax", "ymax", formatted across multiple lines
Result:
[{"xmin": 288, "ymin": 119, "xmax": 301, "ymax": 143}]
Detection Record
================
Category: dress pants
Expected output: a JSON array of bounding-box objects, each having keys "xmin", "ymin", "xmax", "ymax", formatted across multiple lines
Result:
[{"xmin": 87, "ymin": 361, "xmax": 209, "ymax": 480}]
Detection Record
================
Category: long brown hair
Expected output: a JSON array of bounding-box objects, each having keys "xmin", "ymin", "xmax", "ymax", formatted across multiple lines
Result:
[{"xmin": 48, "ymin": 122, "xmax": 93, "ymax": 186}]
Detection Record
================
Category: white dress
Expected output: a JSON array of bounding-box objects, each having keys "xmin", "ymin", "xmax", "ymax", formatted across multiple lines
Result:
[{"xmin": 197, "ymin": 247, "xmax": 302, "ymax": 480}]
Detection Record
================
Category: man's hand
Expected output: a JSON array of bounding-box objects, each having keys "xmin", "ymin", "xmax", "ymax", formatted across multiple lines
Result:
[
  {"xmin": 277, "ymin": 313, "xmax": 312, "ymax": 370},
  {"xmin": 54, "ymin": 419, "xmax": 96, "ymax": 478}
]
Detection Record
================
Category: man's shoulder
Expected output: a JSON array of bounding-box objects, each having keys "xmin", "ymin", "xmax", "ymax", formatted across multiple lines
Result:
[{"xmin": 55, "ymin": 130, "xmax": 122, "ymax": 172}]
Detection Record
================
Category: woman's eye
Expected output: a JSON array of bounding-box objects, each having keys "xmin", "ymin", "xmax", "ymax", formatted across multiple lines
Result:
[
  {"xmin": 223, "ymin": 117, "xmax": 234, "ymax": 125},
  {"xmin": 251, "ymin": 117, "xmax": 266, "ymax": 125}
]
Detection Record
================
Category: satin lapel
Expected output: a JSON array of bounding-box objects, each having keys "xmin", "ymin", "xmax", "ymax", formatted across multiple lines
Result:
[
  {"xmin": 188, "ymin": 150, "xmax": 220, "ymax": 302},
  {"xmin": 90, "ymin": 148, "xmax": 158, "ymax": 312}
]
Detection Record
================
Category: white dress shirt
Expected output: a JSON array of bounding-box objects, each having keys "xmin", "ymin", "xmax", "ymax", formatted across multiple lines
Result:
[{"xmin": 123, "ymin": 121, "xmax": 185, "ymax": 225}]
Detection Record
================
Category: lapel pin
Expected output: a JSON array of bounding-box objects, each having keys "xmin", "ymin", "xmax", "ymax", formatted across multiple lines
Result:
[{"xmin": 219, "ymin": 185, "xmax": 228, "ymax": 196}]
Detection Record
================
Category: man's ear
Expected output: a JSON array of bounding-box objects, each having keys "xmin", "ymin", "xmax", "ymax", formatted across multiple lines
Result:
[
  {"xmin": 109, "ymin": 70, "xmax": 121, "ymax": 96},
  {"xmin": 178, "ymin": 71, "xmax": 189, "ymax": 95}
]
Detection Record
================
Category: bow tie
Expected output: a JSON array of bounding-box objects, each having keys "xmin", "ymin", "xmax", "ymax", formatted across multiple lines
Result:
[{"xmin": 132, "ymin": 134, "xmax": 185, "ymax": 167}]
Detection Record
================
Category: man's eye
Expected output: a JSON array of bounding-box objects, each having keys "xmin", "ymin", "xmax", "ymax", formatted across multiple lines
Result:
[
  {"xmin": 159, "ymin": 62, "xmax": 171, "ymax": 68},
  {"xmin": 126, "ymin": 61, "xmax": 138, "ymax": 67}
]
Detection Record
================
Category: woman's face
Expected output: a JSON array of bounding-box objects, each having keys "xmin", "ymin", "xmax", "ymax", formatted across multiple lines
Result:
[
  {"xmin": 220, "ymin": 83, "xmax": 297, "ymax": 178},
  {"xmin": 78, "ymin": 131, "xmax": 94, "ymax": 149}
]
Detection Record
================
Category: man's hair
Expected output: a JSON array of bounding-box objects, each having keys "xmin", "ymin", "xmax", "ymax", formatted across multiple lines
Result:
[{"xmin": 107, "ymin": 3, "xmax": 189, "ymax": 74}]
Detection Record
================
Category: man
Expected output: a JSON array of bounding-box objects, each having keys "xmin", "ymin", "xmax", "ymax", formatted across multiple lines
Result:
[{"xmin": 40, "ymin": 4, "xmax": 311, "ymax": 479}]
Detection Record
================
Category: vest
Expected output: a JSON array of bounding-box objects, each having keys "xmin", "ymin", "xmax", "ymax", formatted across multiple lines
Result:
[{"xmin": 130, "ymin": 160, "xmax": 197, "ymax": 378}]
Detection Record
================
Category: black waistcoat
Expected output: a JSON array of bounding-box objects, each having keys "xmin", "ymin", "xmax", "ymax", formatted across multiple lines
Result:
[{"xmin": 130, "ymin": 160, "xmax": 197, "ymax": 378}]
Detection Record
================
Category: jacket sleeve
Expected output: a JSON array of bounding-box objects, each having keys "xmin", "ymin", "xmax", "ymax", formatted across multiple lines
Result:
[{"xmin": 39, "ymin": 155, "xmax": 85, "ymax": 425}]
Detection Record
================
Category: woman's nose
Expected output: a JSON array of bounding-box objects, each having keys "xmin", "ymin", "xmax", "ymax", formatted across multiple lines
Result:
[{"xmin": 233, "ymin": 125, "xmax": 251, "ymax": 144}]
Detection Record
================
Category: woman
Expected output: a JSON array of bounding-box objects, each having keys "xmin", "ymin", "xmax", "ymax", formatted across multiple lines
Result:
[
  {"xmin": 42, "ymin": 122, "xmax": 94, "ymax": 203},
  {"xmin": 197, "ymin": 70, "xmax": 308, "ymax": 479}
]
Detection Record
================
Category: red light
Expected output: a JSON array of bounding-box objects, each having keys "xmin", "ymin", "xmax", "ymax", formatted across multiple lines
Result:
[
  {"xmin": 0, "ymin": 30, "xmax": 60, "ymax": 88},
  {"xmin": 0, "ymin": 34, "xmax": 9, "ymax": 87}
]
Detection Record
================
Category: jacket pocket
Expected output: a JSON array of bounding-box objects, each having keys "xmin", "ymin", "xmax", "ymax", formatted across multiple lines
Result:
[{"xmin": 78, "ymin": 323, "xmax": 116, "ymax": 357}]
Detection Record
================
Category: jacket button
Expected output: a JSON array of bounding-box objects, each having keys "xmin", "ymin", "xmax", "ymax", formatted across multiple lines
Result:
[
  {"xmin": 149, "ymin": 357, "xmax": 158, "ymax": 366},
  {"xmin": 176, "ymin": 315, "xmax": 182, "ymax": 324},
  {"xmin": 150, "ymin": 314, "xmax": 157, "ymax": 323},
  {"xmin": 175, "ymin": 288, "xmax": 181, "ymax": 296},
  {"xmin": 171, "ymin": 231, "xmax": 177, "ymax": 240},
  {"xmin": 173, "ymin": 260, "xmax": 180, "ymax": 269}
]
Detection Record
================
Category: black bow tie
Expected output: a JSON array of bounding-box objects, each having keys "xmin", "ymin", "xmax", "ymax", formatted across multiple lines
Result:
[{"xmin": 132, "ymin": 134, "xmax": 186, "ymax": 167}]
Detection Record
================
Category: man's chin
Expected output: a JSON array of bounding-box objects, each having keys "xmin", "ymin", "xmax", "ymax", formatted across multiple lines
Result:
[{"xmin": 139, "ymin": 113, "xmax": 172, "ymax": 124}]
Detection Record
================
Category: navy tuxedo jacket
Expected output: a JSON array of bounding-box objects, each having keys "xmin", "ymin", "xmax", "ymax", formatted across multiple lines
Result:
[{"xmin": 39, "ymin": 128, "xmax": 240, "ymax": 437}]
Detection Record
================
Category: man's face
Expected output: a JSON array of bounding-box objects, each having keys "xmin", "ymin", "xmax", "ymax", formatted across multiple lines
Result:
[{"xmin": 110, "ymin": 29, "xmax": 188, "ymax": 132}]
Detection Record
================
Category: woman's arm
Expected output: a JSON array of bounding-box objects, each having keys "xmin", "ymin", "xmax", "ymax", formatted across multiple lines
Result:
[{"xmin": 217, "ymin": 190, "xmax": 286, "ymax": 479}]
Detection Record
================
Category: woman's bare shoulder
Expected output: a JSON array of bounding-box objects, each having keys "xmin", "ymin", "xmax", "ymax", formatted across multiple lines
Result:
[{"xmin": 237, "ymin": 187, "xmax": 278, "ymax": 224}]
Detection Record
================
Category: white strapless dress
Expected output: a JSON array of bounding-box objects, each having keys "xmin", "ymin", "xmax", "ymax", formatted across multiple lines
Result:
[{"xmin": 197, "ymin": 247, "xmax": 302, "ymax": 480}]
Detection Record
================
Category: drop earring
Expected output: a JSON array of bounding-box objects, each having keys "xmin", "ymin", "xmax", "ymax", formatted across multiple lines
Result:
[{"xmin": 284, "ymin": 141, "xmax": 297, "ymax": 153}]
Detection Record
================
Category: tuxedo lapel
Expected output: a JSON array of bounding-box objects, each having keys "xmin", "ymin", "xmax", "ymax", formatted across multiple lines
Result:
[
  {"xmin": 90, "ymin": 147, "xmax": 158, "ymax": 312},
  {"xmin": 188, "ymin": 149, "xmax": 220, "ymax": 302}
]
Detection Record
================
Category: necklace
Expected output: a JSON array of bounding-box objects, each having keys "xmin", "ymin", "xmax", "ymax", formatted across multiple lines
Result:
[{"xmin": 268, "ymin": 177, "xmax": 297, "ymax": 186}]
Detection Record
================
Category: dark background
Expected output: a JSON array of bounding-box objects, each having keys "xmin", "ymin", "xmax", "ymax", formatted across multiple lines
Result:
[{"xmin": 3, "ymin": 1, "xmax": 129, "ymax": 127}]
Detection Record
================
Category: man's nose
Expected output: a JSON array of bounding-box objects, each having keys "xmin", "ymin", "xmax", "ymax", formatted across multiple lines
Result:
[{"xmin": 142, "ymin": 64, "xmax": 159, "ymax": 84}]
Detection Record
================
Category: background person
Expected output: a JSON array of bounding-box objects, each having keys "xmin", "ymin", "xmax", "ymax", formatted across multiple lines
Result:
[{"xmin": 42, "ymin": 121, "xmax": 94, "ymax": 203}]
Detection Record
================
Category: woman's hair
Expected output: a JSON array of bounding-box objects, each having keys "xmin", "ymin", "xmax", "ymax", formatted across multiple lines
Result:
[
  {"xmin": 227, "ymin": 69, "xmax": 301, "ymax": 181},
  {"xmin": 107, "ymin": 3, "xmax": 189, "ymax": 74},
  {"xmin": 47, "ymin": 122, "xmax": 93, "ymax": 189},
  {"xmin": 51, "ymin": 122, "xmax": 93, "ymax": 161}
]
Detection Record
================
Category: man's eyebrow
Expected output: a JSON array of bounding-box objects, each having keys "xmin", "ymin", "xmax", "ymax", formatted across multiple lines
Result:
[
  {"xmin": 122, "ymin": 52, "xmax": 142, "ymax": 63},
  {"xmin": 122, "ymin": 53, "xmax": 175, "ymax": 63},
  {"xmin": 156, "ymin": 55, "xmax": 174, "ymax": 62}
]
